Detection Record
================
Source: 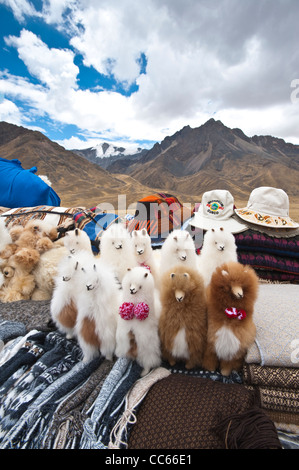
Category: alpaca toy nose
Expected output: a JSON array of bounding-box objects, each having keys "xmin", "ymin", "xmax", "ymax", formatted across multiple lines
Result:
[
  {"xmin": 219, "ymin": 245, "xmax": 225, "ymax": 251},
  {"xmin": 63, "ymin": 276, "xmax": 71, "ymax": 282},
  {"xmin": 176, "ymin": 296, "xmax": 184, "ymax": 302},
  {"xmin": 115, "ymin": 243, "xmax": 122, "ymax": 249},
  {"xmin": 180, "ymin": 255, "xmax": 186, "ymax": 261},
  {"xmin": 137, "ymin": 249, "xmax": 144, "ymax": 255},
  {"xmin": 87, "ymin": 284, "xmax": 94, "ymax": 291},
  {"xmin": 130, "ymin": 288, "xmax": 137, "ymax": 294}
]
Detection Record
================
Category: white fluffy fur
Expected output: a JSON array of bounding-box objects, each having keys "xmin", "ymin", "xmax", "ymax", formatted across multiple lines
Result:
[
  {"xmin": 63, "ymin": 228, "xmax": 92, "ymax": 254},
  {"xmin": 159, "ymin": 229, "xmax": 198, "ymax": 274},
  {"xmin": 198, "ymin": 227, "xmax": 238, "ymax": 286},
  {"xmin": 132, "ymin": 229, "xmax": 158, "ymax": 281},
  {"xmin": 215, "ymin": 326, "xmax": 241, "ymax": 361},
  {"xmin": 0, "ymin": 218, "xmax": 12, "ymax": 265},
  {"xmin": 99, "ymin": 223, "xmax": 137, "ymax": 282},
  {"xmin": 75, "ymin": 256, "xmax": 122, "ymax": 362},
  {"xmin": 115, "ymin": 266, "xmax": 161, "ymax": 376},
  {"xmin": 50, "ymin": 252, "xmax": 86, "ymax": 338},
  {"xmin": 172, "ymin": 328, "xmax": 189, "ymax": 360}
]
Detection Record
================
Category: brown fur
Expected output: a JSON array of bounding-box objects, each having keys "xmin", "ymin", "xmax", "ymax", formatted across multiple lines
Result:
[
  {"xmin": 14, "ymin": 220, "xmax": 58, "ymax": 253},
  {"xmin": 0, "ymin": 247, "xmax": 40, "ymax": 302},
  {"xmin": 127, "ymin": 330, "xmax": 138, "ymax": 359},
  {"xmin": 159, "ymin": 265, "xmax": 207, "ymax": 369},
  {"xmin": 0, "ymin": 243, "xmax": 18, "ymax": 261},
  {"xmin": 80, "ymin": 317, "xmax": 101, "ymax": 348},
  {"xmin": 57, "ymin": 301, "xmax": 78, "ymax": 329},
  {"xmin": 202, "ymin": 261, "xmax": 259, "ymax": 376}
]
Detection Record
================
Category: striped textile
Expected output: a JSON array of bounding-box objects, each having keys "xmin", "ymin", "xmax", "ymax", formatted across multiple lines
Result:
[{"xmin": 126, "ymin": 193, "xmax": 192, "ymax": 240}]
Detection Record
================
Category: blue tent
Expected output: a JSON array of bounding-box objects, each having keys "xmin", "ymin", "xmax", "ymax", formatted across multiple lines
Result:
[{"xmin": 0, "ymin": 158, "xmax": 60, "ymax": 208}]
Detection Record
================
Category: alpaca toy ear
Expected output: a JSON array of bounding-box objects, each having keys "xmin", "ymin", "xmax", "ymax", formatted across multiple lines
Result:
[
  {"xmin": 132, "ymin": 231, "xmax": 138, "ymax": 237},
  {"xmin": 144, "ymin": 272, "xmax": 148, "ymax": 278},
  {"xmin": 221, "ymin": 270, "xmax": 229, "ymax": 276},
  {"xmin": 75, "ymin": 229, "xmax": 79, "ymax": 236},
  {"xmin": 141, "ymin": 228, "xmax": 147, "ymax": 236},
  {"xmin": 173, "ymin": 236, "xmax": 178, "ymax": 242}
]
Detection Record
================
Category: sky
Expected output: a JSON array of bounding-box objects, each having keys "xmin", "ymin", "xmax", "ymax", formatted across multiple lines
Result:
[{"xmin": 0, "ymin": 0, "xmax": 299, "ymax": 152}]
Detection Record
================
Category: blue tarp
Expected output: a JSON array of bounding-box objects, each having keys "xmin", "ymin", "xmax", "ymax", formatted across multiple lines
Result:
[{"xmin": 0, "ymin": 158, "xmax": 60, "ymax": 208}]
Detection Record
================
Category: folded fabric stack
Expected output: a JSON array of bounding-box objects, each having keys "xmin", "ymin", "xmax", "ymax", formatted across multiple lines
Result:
[
  {"xmin": 0, "ymin": 299, "xmax": 281, "ymax": 449},
  {"xmin": 235, "ymin": 229, "xmax": 299, "ymax": 284},
  {"xmin": 244, "ymin": 283, "xmax": 299, "ymax": 448}
]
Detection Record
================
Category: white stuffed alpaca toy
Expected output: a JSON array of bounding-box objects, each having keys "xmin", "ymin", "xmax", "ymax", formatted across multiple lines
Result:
[
  {"xmin": 99, "ymin": 222, "xmax": 137, "ymax": 282},
  {"xmin": 50, "ymin": 252, "xmax": 88, "ymax": 338},
  {"xmin": 75, "ymin": 256, "xmax": 122, "ymax": 362},
  {"xmin": 116, "ymin": 266, "xmax": 161, "ymax": 376},
  {"xmin": 159, "ymin": 229, "xmax": 198, "ymax": 275},
  {"xmin": 131, "ymin": 229, "xmax": 159, "ymax": 282}
]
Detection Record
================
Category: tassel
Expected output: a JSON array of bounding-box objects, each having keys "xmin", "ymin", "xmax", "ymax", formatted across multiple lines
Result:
[{"xmin": 215, "ymin": 407, "xmax": 282, "ymax": 449}]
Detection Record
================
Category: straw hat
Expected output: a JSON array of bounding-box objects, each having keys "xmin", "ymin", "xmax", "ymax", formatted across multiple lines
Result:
[
  {"xmin": 234, "ymin": 187, "xmax": 299, "ymax": 229},
  {"xmin": 189, "ymin": 189, "xmax": 247, "ymax": 233}
]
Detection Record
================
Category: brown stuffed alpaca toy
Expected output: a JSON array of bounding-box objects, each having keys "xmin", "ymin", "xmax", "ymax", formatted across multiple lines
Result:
[
  {"xmin": 0, "ymin": 247, "xmax": 40, "ymax": 302},
  {"xmin": 203, "ymin": 261, "xmax": 259, "ymax": 376},
  {"xmin": 159, "ymin": 265, "xmax": 207, "ymax": 369},
  {"xmin": 10, "ymin": 219, "xmax": 58, "ymax": 254}
]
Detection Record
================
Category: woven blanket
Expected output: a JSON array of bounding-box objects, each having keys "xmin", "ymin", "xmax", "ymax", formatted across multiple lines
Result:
[
  {"xmin": 246, "ymin": 284, "xmax": 299, "ymax": 367},
  {"xmin": 242, "ymin": 363, "xmax": 299, "ymax": 425},
  {"xmin": 237, "ymin": 251, "xmax": 299, "ymax": 275},
  {"xmin": 235, "ymin": 230, "xmax": 299, "ymax": 255},
  {"xmin": 243, "ymin": 363, "xmax": 299, "ymax": 390},
  {"xmin": 1, "ymin": 206, "xmax": 82, "ymax": 229},
  {"xmin": 127, "ymin": 374, "xmax": 281, "ymax": 449}
]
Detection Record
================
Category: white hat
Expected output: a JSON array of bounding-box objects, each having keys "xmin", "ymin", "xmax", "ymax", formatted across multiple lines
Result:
[
  {"xmin": 235, "ymin": 187, "xmax": 299, "ymax": 229},
  {"xmin": 189, "ymin": 189, "xmax": 247, "ymax": 233}
]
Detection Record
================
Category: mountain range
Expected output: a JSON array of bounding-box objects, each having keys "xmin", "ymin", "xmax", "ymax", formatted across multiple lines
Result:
[
  {"xmin": 0, "ymin": 121, "xmax": 154, "ymax": 208},
  {"xmin": 0, "ymin": 119, "xmax": 299, "ymax": 215}
]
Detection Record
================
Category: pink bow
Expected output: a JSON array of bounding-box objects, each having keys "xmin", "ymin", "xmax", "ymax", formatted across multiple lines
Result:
[
  {"xmin": 139, "ymin": 262, "xmax": 151, "ymax": 272},
  {"xmin": 119, "ymin": 302, "xmax": 149, "ymax": 321},
  {"xmin": 225, "ymin": 307, "xmax": 247, "ymax": 320}
]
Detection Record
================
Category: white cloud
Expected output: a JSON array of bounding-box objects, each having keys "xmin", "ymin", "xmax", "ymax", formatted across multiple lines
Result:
[
  {"xmin": 1, "ymin": 0, "xmax": 299, "ymax": 147},
  {"xmin": 0, "ymin": 97, "xmax": 22, "ymax": 125},
  {"xmin": 5, "ymin": 29, "xmax": 78, "ymax": 91},
  {"xmin": 0, "ymin": 0, "xmax": 40, "ymax": 22}
]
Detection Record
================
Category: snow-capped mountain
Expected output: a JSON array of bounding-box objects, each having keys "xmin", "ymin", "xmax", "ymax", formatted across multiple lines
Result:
[{"xmin": 72, "ymin": 141, "xmax": 148, "ymax": 170}]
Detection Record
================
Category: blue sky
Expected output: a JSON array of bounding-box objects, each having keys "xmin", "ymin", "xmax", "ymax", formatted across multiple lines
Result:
[{"xmin": 1, "ymin": 0, "xmax": 299, "ymax": 151}]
